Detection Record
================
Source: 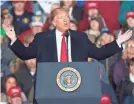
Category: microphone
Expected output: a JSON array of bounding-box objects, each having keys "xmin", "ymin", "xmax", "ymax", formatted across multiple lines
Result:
[
  {"xmin": 65, "ymin": 30, "xmax": 70, "ymax": 62},
  {"xmin": 65, "ymin": 30, "xmax": 69, "ymax": 38}
]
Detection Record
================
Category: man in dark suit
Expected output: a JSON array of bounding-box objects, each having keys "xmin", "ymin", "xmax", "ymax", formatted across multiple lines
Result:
[{"xmin": 2, "ymin": 8, "xmax": 132, "ymax": 62}]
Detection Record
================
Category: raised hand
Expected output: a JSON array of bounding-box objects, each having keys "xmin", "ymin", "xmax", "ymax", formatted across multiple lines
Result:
[
  {"xmin": 117, "ymin": 30, "xmax": 132, "ymax": 43},
  {"xmin": 2, "ymin": 24, "xmax": 17, "ymax": 43}
]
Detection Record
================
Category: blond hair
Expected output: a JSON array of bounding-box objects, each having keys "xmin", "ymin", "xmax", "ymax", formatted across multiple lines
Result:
[{"xmin": 50, "ymin": 8, "xmax": 68, "ymax": 21}]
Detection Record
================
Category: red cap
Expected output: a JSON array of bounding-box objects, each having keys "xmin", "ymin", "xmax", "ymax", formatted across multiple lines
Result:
[
  {"xmin": 100, "ymin": 94, "xmax": 111, "ymax": 104},
  {"xmin": 7, "ymin": 86, "xmax": 21, "ymax": 98},
  {"xmin": 85, "ymin": 2, "xmax": 99, "ymax": 9},
  {"xmin": 12, "ymin": 0, "xmax": 26, "ymax": 4},
  {"xmin": 126, "ymin": 11, "xmax": 134, "ymax": 19}
]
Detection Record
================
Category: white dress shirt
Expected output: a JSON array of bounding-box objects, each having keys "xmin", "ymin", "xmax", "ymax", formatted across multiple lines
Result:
[{"xmin": 56, "ymin": 29, "xmax": 72, "ymax": 62}]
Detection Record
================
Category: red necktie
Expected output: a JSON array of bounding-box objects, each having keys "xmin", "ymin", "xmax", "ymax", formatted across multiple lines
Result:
[{"xmin": 60, "ymin": 33, "xmax": 68, "ymax": 62}]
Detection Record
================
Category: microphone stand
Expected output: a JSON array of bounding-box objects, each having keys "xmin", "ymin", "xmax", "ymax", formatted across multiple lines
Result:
[{"xmin": 65, "ymin": 30, "xmax": 69, "ymax": 62}]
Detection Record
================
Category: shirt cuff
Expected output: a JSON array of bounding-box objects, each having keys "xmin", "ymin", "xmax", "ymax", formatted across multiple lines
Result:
[
  {"xmin": 10, "ymin": 39, "xmax": 17, "ymax": 45},
  {"xmin": 116, "ymin": 40, "xmax": 122, "ymax": 48},
  {"xmin": 116, "ymin": 40, "xmax": 125, "ymax": 51}
]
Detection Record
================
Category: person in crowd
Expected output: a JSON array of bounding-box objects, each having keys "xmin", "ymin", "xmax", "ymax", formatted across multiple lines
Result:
[
  {"xmin": 1, "ymin": 1, "xmax": 12, "ymax": 11},
  {"xmin": 0, "ymin": 75, "xmax": 27, "ymax": 102},
  {"xmin": 15, "ymin": 58, "xmax": 36, "ymax": 98},
  {"xmin": 9, "ymin": 57, "xmax": 23, "ymax": 74},
  {"xmin": 113, "ymin": 11, "xmax": 134, "ymax": 92},
  {"xmin": 15, "ymin": 35, "xmax": 36, "ymax": 97},
  {"xmin": 96, "ymin": 28, "xmax": 114, "ymax": 47},
  {"xmin": 95, "ymin": 27, "xmax": 120, "ymax": 72},
  {"xmin": 18, "ymin": 14, "xmax": 44, "ymax": 43},
  {"xmin": 32, "ymin": 1, "xmax": 45, "ymax": 15},
  {"xmin": 93, "ymin": 1, "xmax": 121, "ymax": 32},
  {"xmin": 7, "ymin": 86, "xmax": 31, "ymax": 104},
  {"xmin": 1, "ymin": 8, "xmax": 15, "ymax": 77},
  {"xmin": 30, "ymin": 14, "xmax": 44, "ymax": 35},
  {"xmin": 23, "ymin": 34, "xmax": 34, "ymax": 47},
  {"xmin": 78, "ymin": 2, "xmax": 106, "ymax": 32},
  {"xmin": 125, "ymin": 11, "xmax": 134, "ymax": 34},
  {"xmin": 11, "ymin": 0, "xmax": 33, "ymax": 35},
  {"xmin": 69, "ymin": 20, "xmax": 77, "ymax": 31},
  {"xmin": 95, "ymin": 27, "xmax": 121, "ymax": 91},
  {"xmin": 60, "ymin": 0, "xmax": 83, "ymax": 23},
  {"xmin": 118, "ymin": 1, "xmax": 134, "ymax": 25},
  {"xmin": 119, "ymin": 58, "xmax": 134, "ymax": 104},
  {"xmin": 88, "ymin": 58, "xmax": 118, "ymax": 104},
  {"xmin": 36, "ymin": 0, "xmax": 60, "ymax": 15},
  {"xmin": 116, "ymin": 11, "xmax": 134, "ymax": 37},
  {"xmin": 1, "ymin": 8, "xmax": 13, "ymax": 27},
  {"xmin": 113, "ymin": 11, "xmax": 134, "ymax": 90},
  {"xmin": 113, "ymin": 37, "xmax": 134, "ymax": 100},
  {"xmin": 85, "ymin": 16, "xmax": 104, "ymax": 43},
  {"xmin": 76, "ymin": 1, "xmax": 85, "ymax": 7},
  {"xmin": 51, "ymin": 3, "xmax": 60, "ymax": 12}
]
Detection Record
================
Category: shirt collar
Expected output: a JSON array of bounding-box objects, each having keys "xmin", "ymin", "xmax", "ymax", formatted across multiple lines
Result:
[{"xmin": 56, "ymin": 29, "xmax": 63, "ymax": 36}]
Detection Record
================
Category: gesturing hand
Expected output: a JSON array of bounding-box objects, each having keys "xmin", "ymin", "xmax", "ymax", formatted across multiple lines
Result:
[
  {"xmin": 2, "ymin": 24, "xmax": 17, "ymax": 43},
  {"xmin": 117, "ymin": 30, "xmax": 132, "ymax": 43}
]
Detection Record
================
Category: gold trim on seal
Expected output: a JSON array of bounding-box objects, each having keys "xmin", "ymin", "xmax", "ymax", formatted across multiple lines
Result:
[{"xmin": 57, "ymin": 67, "xmax": 81, "ymax": 92}]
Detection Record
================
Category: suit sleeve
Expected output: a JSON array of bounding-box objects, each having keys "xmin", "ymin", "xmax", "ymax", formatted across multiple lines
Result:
[
  {"xmin": 9, "ymin": 34, "xmax": 39, "ymax": 60},
  {"xmin": 84, "ymin": 33, "xmax": 123, "ymax": 60}
]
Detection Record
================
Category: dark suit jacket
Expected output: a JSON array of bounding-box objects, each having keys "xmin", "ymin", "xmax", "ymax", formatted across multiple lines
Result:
[{"xmin": 9, "ymin": 29, "xmax": 122, "ymax": 62}]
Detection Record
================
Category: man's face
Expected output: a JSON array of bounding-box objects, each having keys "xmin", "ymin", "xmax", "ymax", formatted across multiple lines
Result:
[
  {"xmin": 70, "ymin": 22, "xmax": 77, "ymax": 31},
  {"xmin": 25, "ymin": 58, "xmax": 36, "ymax": 70},
  {"xmin": 100, "ymin": 33, "xmax": 114, "ymax": 45},
  {"xmin": 13, "ymin": 1, "xmax": 25, "ymax": 11},
  {"xmin": 88, "ymin": 9, "xmax": 98, "ymax": 17},
  {"xmin": 52, "ymin": 10, "xmax": 70, "ymax": 32},
  {"xmin": 90, "ymin": 20, "xmax": 99, "ymax": 30},
  {"xmin": 10, "ymin": 97, "xmax": 22, "ymax": 104},
  {"xmin": 127, "ymin": 40, "xmax": 134, "ymax": 59},
  {"xmin": 127, "ymin": 17, "xmax": 134, "ymax": 28},
  {"xmin": 31, "ymin": 26, "xmax": 43, "ymax": 35}
]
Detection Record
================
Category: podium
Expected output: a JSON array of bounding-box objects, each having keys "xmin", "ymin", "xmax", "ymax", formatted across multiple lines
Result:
[{"xmin": 34, "ymin": 62, "xmax": 102, "ymax": 104}]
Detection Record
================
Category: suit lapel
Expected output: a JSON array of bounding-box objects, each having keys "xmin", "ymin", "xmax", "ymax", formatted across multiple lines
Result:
[
  {"xmin": 70, "ymin": 30, "xmax": 78, "ymax": 62},
  {"xmin": 47, "ymin": 29, "xmax": 58, "ymax": 62}
]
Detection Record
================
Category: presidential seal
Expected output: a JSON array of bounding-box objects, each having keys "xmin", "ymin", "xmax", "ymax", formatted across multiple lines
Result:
[{"xmin": 57, "ymin": 67, "xmax": 81, "ymax": 92}]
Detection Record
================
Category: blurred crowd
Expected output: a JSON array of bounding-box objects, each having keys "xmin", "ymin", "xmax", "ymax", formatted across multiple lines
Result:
[{"xmin": 0, "ymin": 0, "xmax": 134, "ymax": 104}]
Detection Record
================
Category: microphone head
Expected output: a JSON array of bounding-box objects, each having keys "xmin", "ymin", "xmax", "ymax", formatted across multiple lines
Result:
[{"xmin": 65, "ymin": 30, "xmax": 69, "ymax": 38}]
